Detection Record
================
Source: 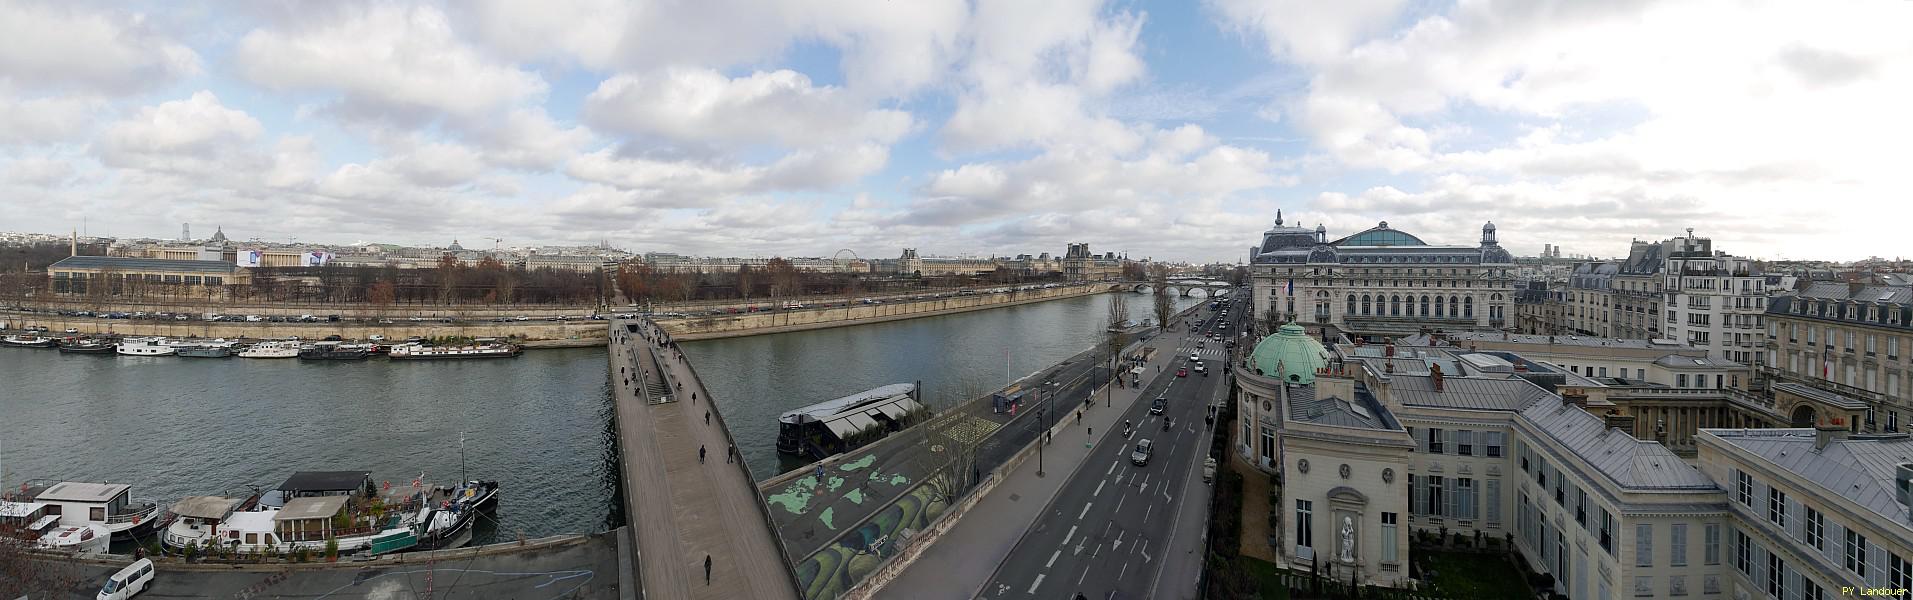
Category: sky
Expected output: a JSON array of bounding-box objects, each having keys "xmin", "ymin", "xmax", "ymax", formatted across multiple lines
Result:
[{"xmin": 0, "ymin": 0, "xmax": 1907, "ymax": 263}]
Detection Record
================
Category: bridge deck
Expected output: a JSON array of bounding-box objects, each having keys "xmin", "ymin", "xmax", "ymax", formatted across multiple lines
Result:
[{"xmin": 611, "ymin": 322, "xmax": 800, "ymax": 600}]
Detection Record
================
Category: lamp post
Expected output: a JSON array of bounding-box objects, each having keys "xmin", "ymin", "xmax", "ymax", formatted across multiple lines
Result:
[{"xmin": 1036, "ymin": 405, "xmax": 1047, "ymax": 477}]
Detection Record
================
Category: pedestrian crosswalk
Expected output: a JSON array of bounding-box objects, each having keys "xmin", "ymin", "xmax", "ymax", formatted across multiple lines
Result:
[{"xmin": 1172, "ymin": 345, "xmax": 1228, "ymax": 360}]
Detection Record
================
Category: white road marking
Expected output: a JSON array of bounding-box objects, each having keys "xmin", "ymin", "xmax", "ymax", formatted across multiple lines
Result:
[
  {"xmin": 1027, "ymin": 574, "xmax": 1045, "ymax": 594},
  {"xmin": 1077, "ymin": 567, "xmax": 1090, "ymax": 585},
  {"xmin": 1093, "ymin": 480, "xmax": 1105, "ymax": 497},
  {"xmin": 1078, "ymin": 502, "xmax": 1093, "ymax": 520},
  {"xmin": 1139, "ymin": 540, "xmax": 1151, "ymax": 561},
  {"xmin": 1107, "ymin": 461, "xmax": 1117, "ymax": 475},
  {"xmin": 1062, "ymin": 525, "xmax": 1077, "ymax": 546},
  {"xmin": 1117, "ymin": 561, "xmax": 1129, "ymax": 580},
  {"xmin": 1114, "ymin": 494, "xmax": 1125, "ymax": 513},
  {"xmin": 1143, "ymin": 505, "xmax": 1152, "ymax": 522},
  {"xmin": 1046, "ymin": 549, "xmax": 1061, "ymax": 568}
]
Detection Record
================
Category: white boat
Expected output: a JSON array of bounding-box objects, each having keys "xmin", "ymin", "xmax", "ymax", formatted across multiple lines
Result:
[
  {"xmin": 238, "ymin": 341, "xmax": 299, "ymax": 358},
  {"xmin": 4, "ymin": 500, "xmax": 112, "ymax": 554},
  {"xmin": 161, "ymin": 471, "xmax": 489, "ymax": 555},
  {"xmin": 116, "ymin": 337, "xmax": 177, "ymax": 356},
  {"xmin": 19, "ymin": 480, "xmax": 165, "ymax": 540},
  {"xmin": 387, "ymin": 342, "xmax": 522, "ymax": 360}
]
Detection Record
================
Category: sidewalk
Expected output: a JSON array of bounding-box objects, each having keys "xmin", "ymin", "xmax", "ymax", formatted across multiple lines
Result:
[{"xmin": 871, "ymin": 333, "xmax": 1181, "ymax": 600}]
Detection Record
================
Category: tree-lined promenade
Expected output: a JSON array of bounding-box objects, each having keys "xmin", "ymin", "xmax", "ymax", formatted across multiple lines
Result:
[{"xmin": 1, "ymin": 243, "xmax": 1136, "ymax": 312}]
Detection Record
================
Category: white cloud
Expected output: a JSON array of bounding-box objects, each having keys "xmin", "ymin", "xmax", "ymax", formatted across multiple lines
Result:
[
  {"xmin": 1203, "ymin": 0, "xmax": 1407, "ymax": 66},
  {"xmin": 583, "ymin": 68, "xmax": 914, "ymax": 150},
  {"xmin": 235, "ymin": 4, "xmax": 546, "ymax": 121},
  {"xmin": 0, "ymin": 1, "xmax": 200, "ymax": 94},
  {"xmin": 0, "ymin": 93, "xmax": 103, "ymax": 145},
  {"xmin": 97, "ymin": 91, "xmax": 264, "ymax": 173},
  {"xmin": 564, "ymin": 143, "xmax": 889, "ymax": 208}
]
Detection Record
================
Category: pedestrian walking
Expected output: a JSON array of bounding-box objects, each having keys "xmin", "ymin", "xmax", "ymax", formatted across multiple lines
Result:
[
  {"xmin": 699, "ymin": 445, "xmax": 707, "ymax": 463},
  {"xmin": 704, "ymin": 554, "xmax": 713, "ymax": 584},
  {"xmin": 704, "ymin": 410, "xmax": 710, "ymax": 425},
  {"xmin": 728, "ymin": 444, "xmax": 735, "ymax": 463}
]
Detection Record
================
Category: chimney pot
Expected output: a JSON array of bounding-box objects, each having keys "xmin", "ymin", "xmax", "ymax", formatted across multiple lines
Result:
[{"xmin": 1431, "ymin": 364, "xmax": 1445, "ymax": 393}]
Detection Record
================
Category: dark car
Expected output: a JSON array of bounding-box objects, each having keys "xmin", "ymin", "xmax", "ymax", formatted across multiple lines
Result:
[
  {"xmin": 1130, "ymin": 439, "xmax": 1154, "ymax": 466},
  {"xmin": 1150, "ymin": 397, "xmax": 1167, "ymax": 415}
]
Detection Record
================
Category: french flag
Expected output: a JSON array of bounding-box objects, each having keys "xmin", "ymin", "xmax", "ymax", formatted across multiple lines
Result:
[{"xmin": 1286, "ymin": 278, "xmax": 1294, "ymax": 296}]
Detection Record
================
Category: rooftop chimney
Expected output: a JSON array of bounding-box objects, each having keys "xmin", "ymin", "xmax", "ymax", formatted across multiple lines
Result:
[
  {"xmin": 1385, "ymin": 362, "xmax": 1395, "ymax": 374},
  {"xmin": 1385, "ymin": 344, "xmax": 1396, "ymax": 357},
  {"xmin": 1431, "ymin": 364, "xmax": 1445, "ymax": 393},
  {"xmin": 1895, "ymin": 463, "xmax": 1913, "ymax": 520},
  {"xmin": 1850, "ymin": 281, "xmax": 1866, "ymax": 296},
  {"xmin": 1815, "ymin": 416, "xmax": 1850, "ymax": 451}
]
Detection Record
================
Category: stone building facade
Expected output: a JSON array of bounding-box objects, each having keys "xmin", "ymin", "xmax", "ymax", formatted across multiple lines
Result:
[{"xmin": 1763, "ymin": 283, "xmax": 1913, "ymax": 433}]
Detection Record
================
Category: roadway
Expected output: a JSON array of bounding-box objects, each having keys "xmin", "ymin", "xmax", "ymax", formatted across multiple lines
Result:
[{"xmin": 977, "ymin": 293, "xmax": 1247, "ymax": 600}]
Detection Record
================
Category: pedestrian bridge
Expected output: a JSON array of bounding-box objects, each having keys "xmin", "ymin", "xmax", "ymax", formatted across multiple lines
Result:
[
  {"xmin": 609, "ymin": 321, "xmax": 802, "ymax": 600},
  {"xmin": 1117, "ymin": 278, "xmax": 1234, "ymax": 297}
]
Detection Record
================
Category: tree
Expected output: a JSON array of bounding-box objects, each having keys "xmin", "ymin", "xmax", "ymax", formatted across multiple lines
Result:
[
  {"xmin": 734, "ymin": 263, "xmax": 758, "ymax": 300},
  {"xmin": 1151, "ymin": 267, "xmax": 1174, "ymax": 333},
  {"xmin": 765, "ymin": 258, "xmax": 800, "ymax": 299},
  {"xmin": 367, "ymin": 280, "xmax": 397, "ymax": 307},
  {"xmin": 434, "ymin": 254, "xmax": 463, "ymax": 304}
]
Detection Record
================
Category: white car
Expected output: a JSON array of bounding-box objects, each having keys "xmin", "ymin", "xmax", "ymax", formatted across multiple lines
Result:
[
  {"xmin": 1189, "ymin": 353, "xmax": 1201, "ymax": 362},
  {"xmin": 97, "ymin": 558, "xmax": 154, "ymax": 599}
]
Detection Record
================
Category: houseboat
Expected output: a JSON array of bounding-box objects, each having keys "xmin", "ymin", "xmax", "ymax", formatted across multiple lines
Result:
[
  {"xmin": 161, "ymin": 472, "xmax": 499, "ymax": 555},
  {"xmin": 20, "ymin": 480, "xmax": 165, "ymax": 540},
  {"xmin": 57, "ymin": 338, "xmax": 117, "ymax": 354},
  {"xmin": 116, "ymin": 337, "xmax": 177, "ymax": 356},
  {"xmin": 172, "ymin": 338, "xmax": 236, "ymax": 358},
  {"xmin": 238, "ymin": 341, "xmax": 299, "ymax": 358},
  {"xmin": 2, "ymin": 335, "xmax": 58, "ymax": 348},
  {"xmin": 298, "ymin": 341, "xmax": 370, "ymax": 360},
  {"xmin": 387, "ymin": 342, "xmax": 522, "ymax": 360},
  {"xmin": 776, "ymin": 383, "xmax": 923, "ymax": 460}
]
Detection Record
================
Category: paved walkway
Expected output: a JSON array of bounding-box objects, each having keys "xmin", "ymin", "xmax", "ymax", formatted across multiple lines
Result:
[
  {"xmin": 611, "ymin": 321, "xmax": 800, "ymax": 600},
  {"xmin": 872, "ymin": 334, "xmax": 1182, "ymax": 600}
]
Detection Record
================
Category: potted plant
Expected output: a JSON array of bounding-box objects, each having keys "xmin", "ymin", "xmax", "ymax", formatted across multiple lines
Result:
[{"xmin": 325, "ymin": 537, "xmax": 339, "ymax": 562}]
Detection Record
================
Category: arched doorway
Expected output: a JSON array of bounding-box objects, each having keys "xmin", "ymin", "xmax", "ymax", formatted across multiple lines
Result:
[{"xmin": 1790, "ymin": 404, "xmax": 1816, "ymax": 428}]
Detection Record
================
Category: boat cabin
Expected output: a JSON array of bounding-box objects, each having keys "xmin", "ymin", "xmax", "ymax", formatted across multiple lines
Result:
[
  {"xmin": 776, "ymin": 383, "xmax": 923, "ymax": 460},
  {"xmin": 261, "ymin": 471, "xmax": 372, "ymax": 507},
  {"xmin": 0, "ymin": 500, "xmax": 60, "ymax": 540},
  {"xmin": 272, "ymin": 496, "xmax": 362, "ymax": 543},
  {"xmin": 163, "ymin": 496, "xmax": 242, "ymax": 548},
  {"xmin": 28, "ymin": 482, "xmax": 145, "ymax": 528}
]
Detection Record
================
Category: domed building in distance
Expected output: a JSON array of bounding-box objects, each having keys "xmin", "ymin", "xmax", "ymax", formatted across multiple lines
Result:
[{"xmin": 1248, "ymin": 212, "xmax": 1518, "ymax": 342}]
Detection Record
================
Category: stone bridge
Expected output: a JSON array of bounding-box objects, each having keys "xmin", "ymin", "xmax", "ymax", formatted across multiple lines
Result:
[{"xmin": 1115, "ymin": 278, "xmax": 1235, "ymax": 297}]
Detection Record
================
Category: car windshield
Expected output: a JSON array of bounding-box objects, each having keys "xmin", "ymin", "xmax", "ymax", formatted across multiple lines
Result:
[
  {"xmin": 102, "ymin": 579, "xmax": 121, "ymax": 593},
  {"xmin": 1135, "ymin": 442, "xmax": 1149, "ymax": 452}
]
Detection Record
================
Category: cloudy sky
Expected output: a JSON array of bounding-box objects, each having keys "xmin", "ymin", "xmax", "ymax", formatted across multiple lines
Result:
[{"xmin": 1, "ymin": 1, "xmax": 1907, "ymax": 262}]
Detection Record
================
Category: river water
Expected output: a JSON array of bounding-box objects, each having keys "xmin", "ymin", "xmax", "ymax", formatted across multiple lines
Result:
[{"xmin": 0, "ymin": 292, "xmax": 1205, "ymax": 538}]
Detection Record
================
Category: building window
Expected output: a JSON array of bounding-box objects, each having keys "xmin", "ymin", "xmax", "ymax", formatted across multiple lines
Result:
[
  {"xmin": 1457, "ymin": 430, "xmax": 1473, "ymax": 456},
  {"xmin": 1457, "ymin": 478, "xmax": 1476, "ymax": 520},
  {"xmin": 1636, "ymin": 523, "xmax": 1653, "ymax": 567},
  {"xmin": 1671, "ymin": 523, "xmax": 1687, "ymax": 567},
  {"xmin": 1768, "ymin": 553, "xmax": 1784, "ymax": 598},
  {"xmin": 1260, "ymin": 427, "xmax": 1276, "ymax": 466},
  {"xmin": 1806, "ymin": 579, "xmax": 1824, "ymax": 600},
  {"xmin": 1426, "ymin": 476, "xmax": 1445, "ymax": 516},
  {"xmin": 1427, "ymin": 428, "xmax": 1444, "ymax": 454},
  {"xmin": 1381, "ymin": 512, "xmax": 1398, "ymax": 563},
  {"xmin": 1736, "ymin": 471, "xmax": 1752, "ymax": 506},
  {"xmin": 1600, "ymin": 509, "xmax": 1614, "ymax": 554},
  {"xmin": 1296, "ymin": 500, "xmax": 1314, "ymax": 551},
  {"xmin": 1704, "ymin": 523, "xmax": 1720, "ymax": 565},
  {"xmin": 1846, "ymin": 529, "xmax": 1869, "ymax": 578},
  {"xmin": 1892, "ymin": 553, "xmax": 1912, "ymax": 596},
  {"xmin": 1806, "ymin": 507, "xmax": 1824, "ymax": 550},
  {"xmin": 1677, "ymin": 374, "xmax": 1688, "ymax": 387},
  {"xmin": 1768, "ymin": 487, "xmax": 1787, "ymax": 528},
  {"xmin": 1486, "ymin": 479, "xmax": 1501, "ymax": 526},
  {"xmin": 1465, "ymin": 296, "xmax": 1474, "ymax": 318},
  {"xmin": 1575, "ymin": 489, "xmax": 1587, "ymax": 526},
  {"xmin": 1347, "ymin": 294, "xmax": 1356, "ymax": 315},
  {"xmin": 1734, "ymin": 529, "xmax": 1752, "ymax": 575},
  {"xmin": 1486, "ymin": 432, "xmax": 1503, "ymax": 457},
  {"xmin": 1362, "ymin": 295, "xmax": 1371, "ymax": 315}
]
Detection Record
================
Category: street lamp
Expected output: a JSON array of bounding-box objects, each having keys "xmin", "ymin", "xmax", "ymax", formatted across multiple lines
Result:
[{"xmin": 1036, "ymin": 406, "xmax": 1046, "ymax": 477}]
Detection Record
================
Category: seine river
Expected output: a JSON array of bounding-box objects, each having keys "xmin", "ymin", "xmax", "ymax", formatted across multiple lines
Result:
[{"xmin": 0, "ymin": 292, "xmax": 1204, "ymax": 538}]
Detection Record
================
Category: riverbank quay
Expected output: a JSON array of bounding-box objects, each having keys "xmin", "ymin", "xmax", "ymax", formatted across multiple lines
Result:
[
  {"xmin": 608, "ymin": 320, "xmax": 801, "ymax": 600},
  {"xmin": 655, "ymin": 283, "xmax": 1110, "ymax": 341},
  {"xmin": 766, "ymin": 304, "xmax": 1204, "ymax": 600},
  {"xmin": 4, "ymin": 283, "xmax": 1133, "ymax": 347},
  {"xmin": 5, "ymin": 529, "xmax": 627, "ymax": 599}
]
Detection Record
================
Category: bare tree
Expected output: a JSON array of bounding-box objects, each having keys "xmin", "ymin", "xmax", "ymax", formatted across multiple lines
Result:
[
  {"xmin": 0, "ymin": 537, "xmax": 85, "ymax": 599},
  {"xmin": 1151, "ymin": 266, "xmax": 1174, "ymax": 333}
]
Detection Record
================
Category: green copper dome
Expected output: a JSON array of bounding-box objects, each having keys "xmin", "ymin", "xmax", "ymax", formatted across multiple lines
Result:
[{"xmin": 1249, "ymin": 321, "xmax": 1330, "ymax": 384}]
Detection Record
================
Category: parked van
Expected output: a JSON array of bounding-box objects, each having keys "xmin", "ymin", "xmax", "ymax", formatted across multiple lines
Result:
[{"xmin": 97, "ymin": 558, "xmax": 154, "ymax": 599}]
